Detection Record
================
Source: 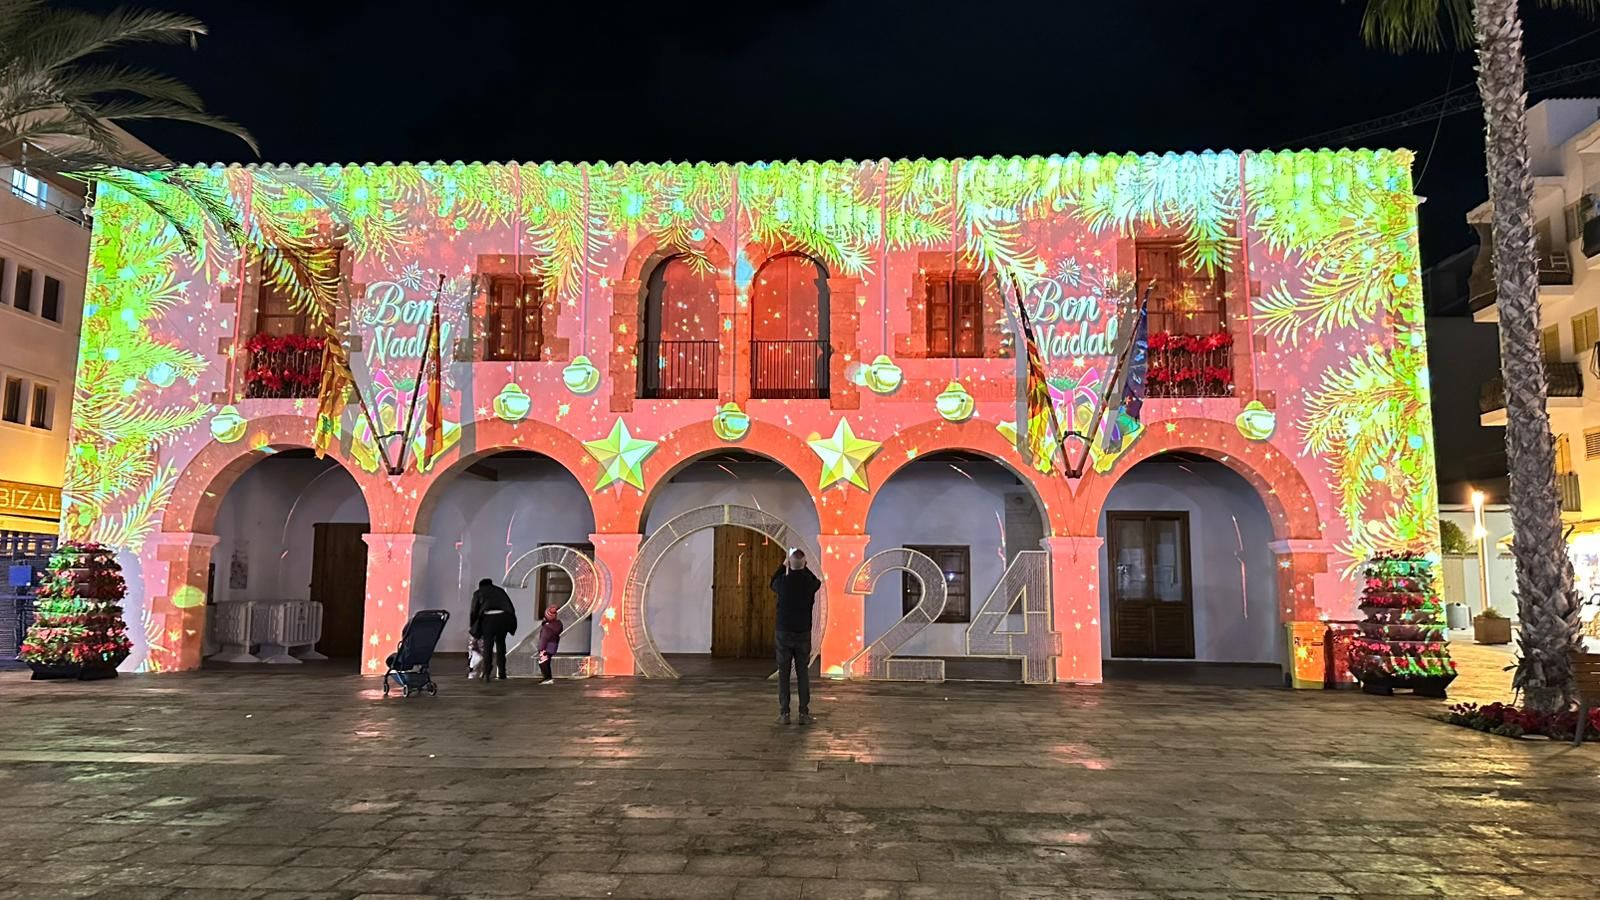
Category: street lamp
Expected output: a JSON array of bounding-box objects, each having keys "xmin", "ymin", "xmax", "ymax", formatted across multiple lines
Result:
[{"xmin": 1471, "ymin": 489, "xmax": 1490, "ymax": 617}]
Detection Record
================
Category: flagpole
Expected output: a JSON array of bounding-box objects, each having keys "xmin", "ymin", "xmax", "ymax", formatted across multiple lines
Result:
[
  {"xmin": 327, "ymin": 282, "xmax": 399, "ymax": 475},
  {"xmin": 1004, "ymin": 275, "xmax": 1071, "ymax": 476},
  {"xmin": 1067, "ymin": 281, "xmax": 1152, "ymax": 478},
  {"xmin": 395, "ymin": 273, "xmax": 445, "ymax": 474}
]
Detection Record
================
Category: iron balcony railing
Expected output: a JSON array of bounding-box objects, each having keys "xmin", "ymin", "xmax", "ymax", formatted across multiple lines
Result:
[
  {"xmin": 0, "ymin": 164, "xmax": 89, "ymax": 227},
  {"xmin": 1146, "ymin": 345, "xmax": 1234, "ymax": 399},
  {"xmin": 751, "ymin": 340, "xmax": 830, "ymax": 399},
  {"xmin": 1479, "ymin": 360, "xmax": 1583, "ymax": 414},
  {"xmin": 1558, "ymin": 471, "xmax": 1582, "ymax": 513},
  {"xmin": 641, "ymin": 340, "xmax": 718, "ymax": 399},
  {"xmin": 1467, "ymin": 243, "xmax": 1574, "ymax": 313}
]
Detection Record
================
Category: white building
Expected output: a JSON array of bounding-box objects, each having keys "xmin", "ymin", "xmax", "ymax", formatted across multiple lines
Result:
[
  {"xmin": 0, "ymin": 133, "xmax": 157, "ymax": 546},
  {"xmin": 1469, "ymin": 98, "xmax": 1600, "ymax": 640}
]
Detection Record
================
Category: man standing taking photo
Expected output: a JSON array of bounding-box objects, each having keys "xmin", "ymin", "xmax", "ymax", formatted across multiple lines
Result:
[{"xmin": 770, "ymin": 548, "xmax": 821, "ymax": 725}]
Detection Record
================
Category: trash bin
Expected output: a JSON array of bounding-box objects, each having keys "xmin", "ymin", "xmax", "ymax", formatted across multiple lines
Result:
[
  {"xmin": 1285, "ymin": 622, "xmax": 1327, "ymax": 689},
  {"xmin": 1446, "ymin": 602, "xmax": 1470, "ymax": 631}
]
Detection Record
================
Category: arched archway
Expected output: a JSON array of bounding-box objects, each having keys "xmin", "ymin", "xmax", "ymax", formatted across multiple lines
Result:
[
  {"xmin": 750, "ymin": 252, "xmax": 830, "ymax": 399},
  {"xmin": 411, "ymin": 441, "xmax": 600, "ymax": 661},
  {"xmin": 623, "ymin": 504, "xmax": 823, "ymax": 678},
  {"xmin": 628, "ymin": 420, "xmax": 827, "ymax": 533},
  {"xmin": 1074, "ymin": 417, "xmax": 1322, "ymax": 542}
]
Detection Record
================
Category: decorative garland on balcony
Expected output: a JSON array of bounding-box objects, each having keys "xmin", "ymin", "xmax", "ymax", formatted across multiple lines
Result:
[
  {"xmin": 1145, "ymin": 329, "xmax": 1234, "ymax": 392},
  {"xmin": 1146, "ymin": 330, "xmax": 1233, "ymax": 354},
  {"xmin": 243, "ymin": 333, "xmax": 324, "ymax": 395}
]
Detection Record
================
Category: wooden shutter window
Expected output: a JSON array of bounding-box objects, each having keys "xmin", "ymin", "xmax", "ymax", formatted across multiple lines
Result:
[
  {"xmin": 1556, "ymin": 433, "xmax": 1574, "ymax": 473},
  {"xmin": 1542, "ymin": 326, "xmax": 1562, "ymax": 363},
  {"xmin": 1574, "ymin": 309, "xmax": 1600, "ymax": 353},
  {"xmin": 1585, "ymin": 427, "xmax": 1600, "ymax": 461},
  {"xmin": 924, "ymin": 271, "xmax": 983, "ymax": 358},
  {"xmin": 487, "ymin": 275, "xmax": 543, "ymax": 361}
]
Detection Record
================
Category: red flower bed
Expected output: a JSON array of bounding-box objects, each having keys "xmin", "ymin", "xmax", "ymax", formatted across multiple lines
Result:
[{"xmin": 1446, "ymin": 702, "xmax": 1600, "ymax": 740}]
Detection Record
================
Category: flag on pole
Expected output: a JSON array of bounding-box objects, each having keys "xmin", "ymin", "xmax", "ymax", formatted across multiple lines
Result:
[
  {"xmin": 312, "ymin": 325, "xmax": 354, "ymax": 459},
  {"xmin": 421, "ymin": 300, "xmax": 443, "ymax": 465},
  {"xmin": 1010, "ymin": 283, "xmax": 1060, "ymax": 475},
  {"xmin": 1122, "ymin": 297, "xmax": 1150, "ymax": 423}
]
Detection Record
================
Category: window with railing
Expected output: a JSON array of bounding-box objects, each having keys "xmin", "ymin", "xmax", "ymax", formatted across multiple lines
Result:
[
  {"xmin": 641, "ymin": 255, "xmax": 719, "ymax": 399},
  {"xmin": 752, "ymin": 253, "xmax": 829, "ymax": 399},
  {"xmin": 1136, "ymin": 240, "xmax": 1232, "ymax": 398},
  {"xmin": 925, "ymin": 270, "xmax": 983, "ymax": 358},
  {"xmin": 246, "ymin": 250, "xmax": 336, "ymax": 399}
]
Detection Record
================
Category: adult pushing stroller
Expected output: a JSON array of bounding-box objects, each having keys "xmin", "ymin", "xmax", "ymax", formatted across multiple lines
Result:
[{"xmin": 383, "ymin": 609, "xmax": 449, "ymax": 697}]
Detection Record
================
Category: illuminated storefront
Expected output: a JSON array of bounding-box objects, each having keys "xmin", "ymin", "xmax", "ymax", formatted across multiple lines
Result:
[{"xmin": 67, "ymin": 152, "xmax": 1437, "ymax": 680}]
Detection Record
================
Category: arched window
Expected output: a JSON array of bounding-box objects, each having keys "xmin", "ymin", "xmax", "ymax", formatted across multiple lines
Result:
[
  {"xmin": 641, "ymin": 254, "xmax": 719, "ymax": 399},
  {"xmin": 750, "ymin": 253, "xmax": 830, "ymax": 399}
]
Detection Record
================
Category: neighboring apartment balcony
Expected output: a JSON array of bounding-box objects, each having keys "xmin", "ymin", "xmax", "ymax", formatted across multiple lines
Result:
[
  {"xmin": 1558, "ymin": 470, "xmax": 1583, "ymax": 514},
  {"xmin": 1479, "ymin": 360, "xmax": 1583, "ymax": 426},
  {"xmin": 0, "ymin": 164, "xmax": 89, "ymax": 227},
  {"xmin": 1468, "ymin": 241, "xmax": 1576, "ymax": 322}
]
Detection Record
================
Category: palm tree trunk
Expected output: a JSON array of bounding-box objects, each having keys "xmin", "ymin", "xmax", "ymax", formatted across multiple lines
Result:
[{"xmin": 1474, "ymin": 0, "xmax": 1581, "ymax": 712}]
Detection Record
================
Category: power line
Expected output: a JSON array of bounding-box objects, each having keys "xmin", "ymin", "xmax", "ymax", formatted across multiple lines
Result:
[{"xmin": 1288, "ymin": 57, "xmax": 1600, "ymax": 148}]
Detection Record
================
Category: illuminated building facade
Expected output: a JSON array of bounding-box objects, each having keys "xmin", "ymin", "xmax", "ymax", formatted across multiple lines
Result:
[{"xmin": 69, "ymin": 152, "xmax": 1437, "ymax": 680}]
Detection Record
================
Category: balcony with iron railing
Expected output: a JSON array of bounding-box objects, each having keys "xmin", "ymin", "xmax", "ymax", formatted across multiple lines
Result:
[
  {"xmin": 1467, "ymin": 231, "xmax": 1575, "ymax": 314},
  {"xmin": 640, "ymin": 340, "xmax": 718, "ymax": 400},
  {"xmin": 751, "ymin": 340, "xmax": 830, "ymax": 399},
  {"xmin": 0, "ymin": 164, "xmax": 90, "ymax": 227},
  {"xmin": 1145, "ymin": 332, "xmax": 1234, "ymax": 399},
  {"xmin": 1479, "ymin": 360, "xmax": 1583, "ymax": 414},
  {"xmin": 1559, "ymin": 470, "xmax": 1583, "ymax": 513}
]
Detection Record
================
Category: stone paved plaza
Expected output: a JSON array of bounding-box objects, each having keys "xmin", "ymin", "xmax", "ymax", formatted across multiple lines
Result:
[{"xmin": 0, "ymin": 648, "xmax": 1594, "ymax": 900}]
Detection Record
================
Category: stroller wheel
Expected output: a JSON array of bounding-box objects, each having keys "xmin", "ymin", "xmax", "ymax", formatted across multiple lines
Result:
[{"xmin": 426, "ymin": 682, "xmax": 438, "ymax": 696}]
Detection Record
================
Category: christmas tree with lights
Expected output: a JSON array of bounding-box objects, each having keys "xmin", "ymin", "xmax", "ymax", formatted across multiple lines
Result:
[
  {"xmin": 19, "ymin": 541, "xmax": 132, "ymax": 680},
  {"xmin": 1349, "ymin": 552, "xmax": 1456, "ymax": 698}
]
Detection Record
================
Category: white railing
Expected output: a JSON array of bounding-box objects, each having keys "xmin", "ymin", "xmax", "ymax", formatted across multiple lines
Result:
[
  {"xmin": 207, "ymin": 599, "xmax": 325, "ymax": 664},
  {"xmin": 0, "ymin": 164, "xmax": 90, "ymax": 226}
]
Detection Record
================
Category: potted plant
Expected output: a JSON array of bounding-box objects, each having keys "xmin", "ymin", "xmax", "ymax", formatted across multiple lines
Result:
[{"xmin": 1473, "ymin": 607, "xmax": 1513, "ymax": 645}]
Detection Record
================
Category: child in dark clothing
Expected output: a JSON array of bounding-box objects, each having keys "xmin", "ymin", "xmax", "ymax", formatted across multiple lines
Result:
[{"xmin": 537, "ymin": 605, "xmax": 564, "ymax": 684}]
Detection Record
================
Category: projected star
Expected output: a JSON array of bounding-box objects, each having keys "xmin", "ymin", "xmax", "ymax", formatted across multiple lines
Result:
[
  {"xmin": 584, "ymin": 418, "xmax": 657, "ymax": 490},
  {"xmin": 808, "ymin": 419, "xmax": 881, "ymax": 491}
]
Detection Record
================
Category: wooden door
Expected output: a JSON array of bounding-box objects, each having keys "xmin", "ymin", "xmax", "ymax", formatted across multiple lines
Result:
[
  {"xmin": 711, "ymin": 527, "xmax": 787, "ymax": 658},
  {"xmin": 310, "ymin": 522, "xmax": 370, "ymax": 659},
  {"xmin": 1107, "ymin": 512, "xmax": 1194, "ymax": 659}
]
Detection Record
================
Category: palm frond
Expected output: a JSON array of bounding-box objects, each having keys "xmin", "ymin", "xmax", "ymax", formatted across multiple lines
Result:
[{"xmin": 1355, "ymin": 0, "xmax": 1472, "ymax": 51}]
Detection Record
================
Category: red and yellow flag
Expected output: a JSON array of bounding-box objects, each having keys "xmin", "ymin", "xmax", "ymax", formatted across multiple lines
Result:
[
  {"xmin": 1011, "ymin": 283, "xmax": 1060, "ymax": 475},
  {"xmin": 421, "ymin": 301, "xmax": 443, "ymax": 465},
  {"xmin": 312, "ymin": 325, "xmax": 353, "ymax": 459}
]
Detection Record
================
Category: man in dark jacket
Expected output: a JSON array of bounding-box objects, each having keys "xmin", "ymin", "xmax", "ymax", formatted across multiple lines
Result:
[
  {"xmin": 469, "ymin": 578, "xmax": 518, "ymax": 682},
  {"xmin": 770, "ymin": 549, "xmax": 821, "ymax": 725}
]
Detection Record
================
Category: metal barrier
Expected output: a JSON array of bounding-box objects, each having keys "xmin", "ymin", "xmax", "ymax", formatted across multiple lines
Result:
[{"xmin": 209, "ymin": 599, "xmax": 324, "ymax": 664}]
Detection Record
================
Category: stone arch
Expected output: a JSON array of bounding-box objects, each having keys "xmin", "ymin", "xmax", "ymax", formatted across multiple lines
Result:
[
  {"xmin": 161, "ymin": 414, "xmax": 387, "ymax": 534},
  {"xmin": 611, "ymin": 233, "xmax": 737, "ymax": 411},
  {"xmin": 621, "ymin": 419, "xmax": 828, "ymax": 533},
  {"xmin": 859, "ymin": 419, "xmax": 1072, "ymax": 537},
  {"xmin": 411, "ymin": 414, "xmax": 605, "ymax": 533},
  {"xmin": 1073, "ymin": 417, "xmax": 1322, "ymax": 542},
  {"xmin": 622, "ymin": 504, "xmax": 824, "ymax": 678}
]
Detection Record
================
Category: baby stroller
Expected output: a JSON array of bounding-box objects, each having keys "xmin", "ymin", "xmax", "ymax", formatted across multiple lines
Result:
[{"xmin": 382, "ymin": 609, "xmax": 449, "ymax": 697}]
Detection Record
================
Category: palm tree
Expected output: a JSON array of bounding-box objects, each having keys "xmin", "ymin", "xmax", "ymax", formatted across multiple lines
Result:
[
  {"xmin": 1359, "ymin": 0, "xmax": 1589, "ymax": 712},
  {"xmin": 0, "ymin": 0, "xmax": 254, "ymax": 171}
]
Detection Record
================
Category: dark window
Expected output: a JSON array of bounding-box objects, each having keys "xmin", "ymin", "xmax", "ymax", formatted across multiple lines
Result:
[
  {"xmin": 13, "ymin": 265, "xmax": 33, "ymax": 313},
  {"xmin": 29, "ymin": 384, "xmax": 49, "ymax": 429},
  {"xmin": 1135, "ymin": 240, "xmax": 1226, "ymax": 335},
  {"xmin": 902, "ymin": 545, "xmax": 971, "ymax": 623},
  {"xmin": 41, "ymin": 276, "xmax": 61, "ymax": 322},
  {"xmin": 536, "ymin": 542, "xmax": 595, "ymax": 611},
  {"xmin": 1, "ymin": 377, "xmax": 22, "ymax": 424},
  {"xmin": 641, "ymin": 255, "xmax": 719, "ymax": 399},
  {"xmin": 486, "ymin": 275, "xmax": 544, "ymax": 361},
  {"xmin": 926, "ymin": 271, "xmax": 983, "ymax": 357}
]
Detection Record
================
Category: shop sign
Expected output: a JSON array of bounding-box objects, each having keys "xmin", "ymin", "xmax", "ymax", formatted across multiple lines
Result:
[{"xmin": 0, "ymin": 479, "xmax": 62, "ymax": 521}]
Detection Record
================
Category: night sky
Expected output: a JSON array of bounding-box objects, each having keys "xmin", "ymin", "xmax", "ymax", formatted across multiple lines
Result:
[{"xmin": 78, "ymin": 0, "xmax": 1600, "ymax": 267}]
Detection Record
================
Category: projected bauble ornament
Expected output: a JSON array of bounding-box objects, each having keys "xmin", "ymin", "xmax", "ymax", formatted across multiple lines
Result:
[
  {"xmin": 209, "ymin": 406, "xmax": 246, "ymax": 444},
  {"xmin": 864, "ymin": 354, "xmax": 902, "ymax": 395},
  {"xmin": 562, "ymin": 355, "xmax": 600, "ymax": 394},
  {"xmin": 712, "ymin": 402, "xmax": 750, "ymax": 442},
  {"xmin": 146, "ymin": 361, "xmax": 177, "ymax": 388},
  {"xmin": 1235, "ymin": 400, "xmax": 1276, "ymax": 441},
  {"xmin": 493, "ymin": 383, "xmax": 531, "ymax": 422},
  {"xmin": 935, "ymin": 381, "xmax": 975, "ymax": 422}
]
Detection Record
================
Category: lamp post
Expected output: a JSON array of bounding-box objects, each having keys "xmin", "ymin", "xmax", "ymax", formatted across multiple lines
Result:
[{"xmin": 1471, "ymin": 489, "xmax": 1490, "ymax": 617}]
